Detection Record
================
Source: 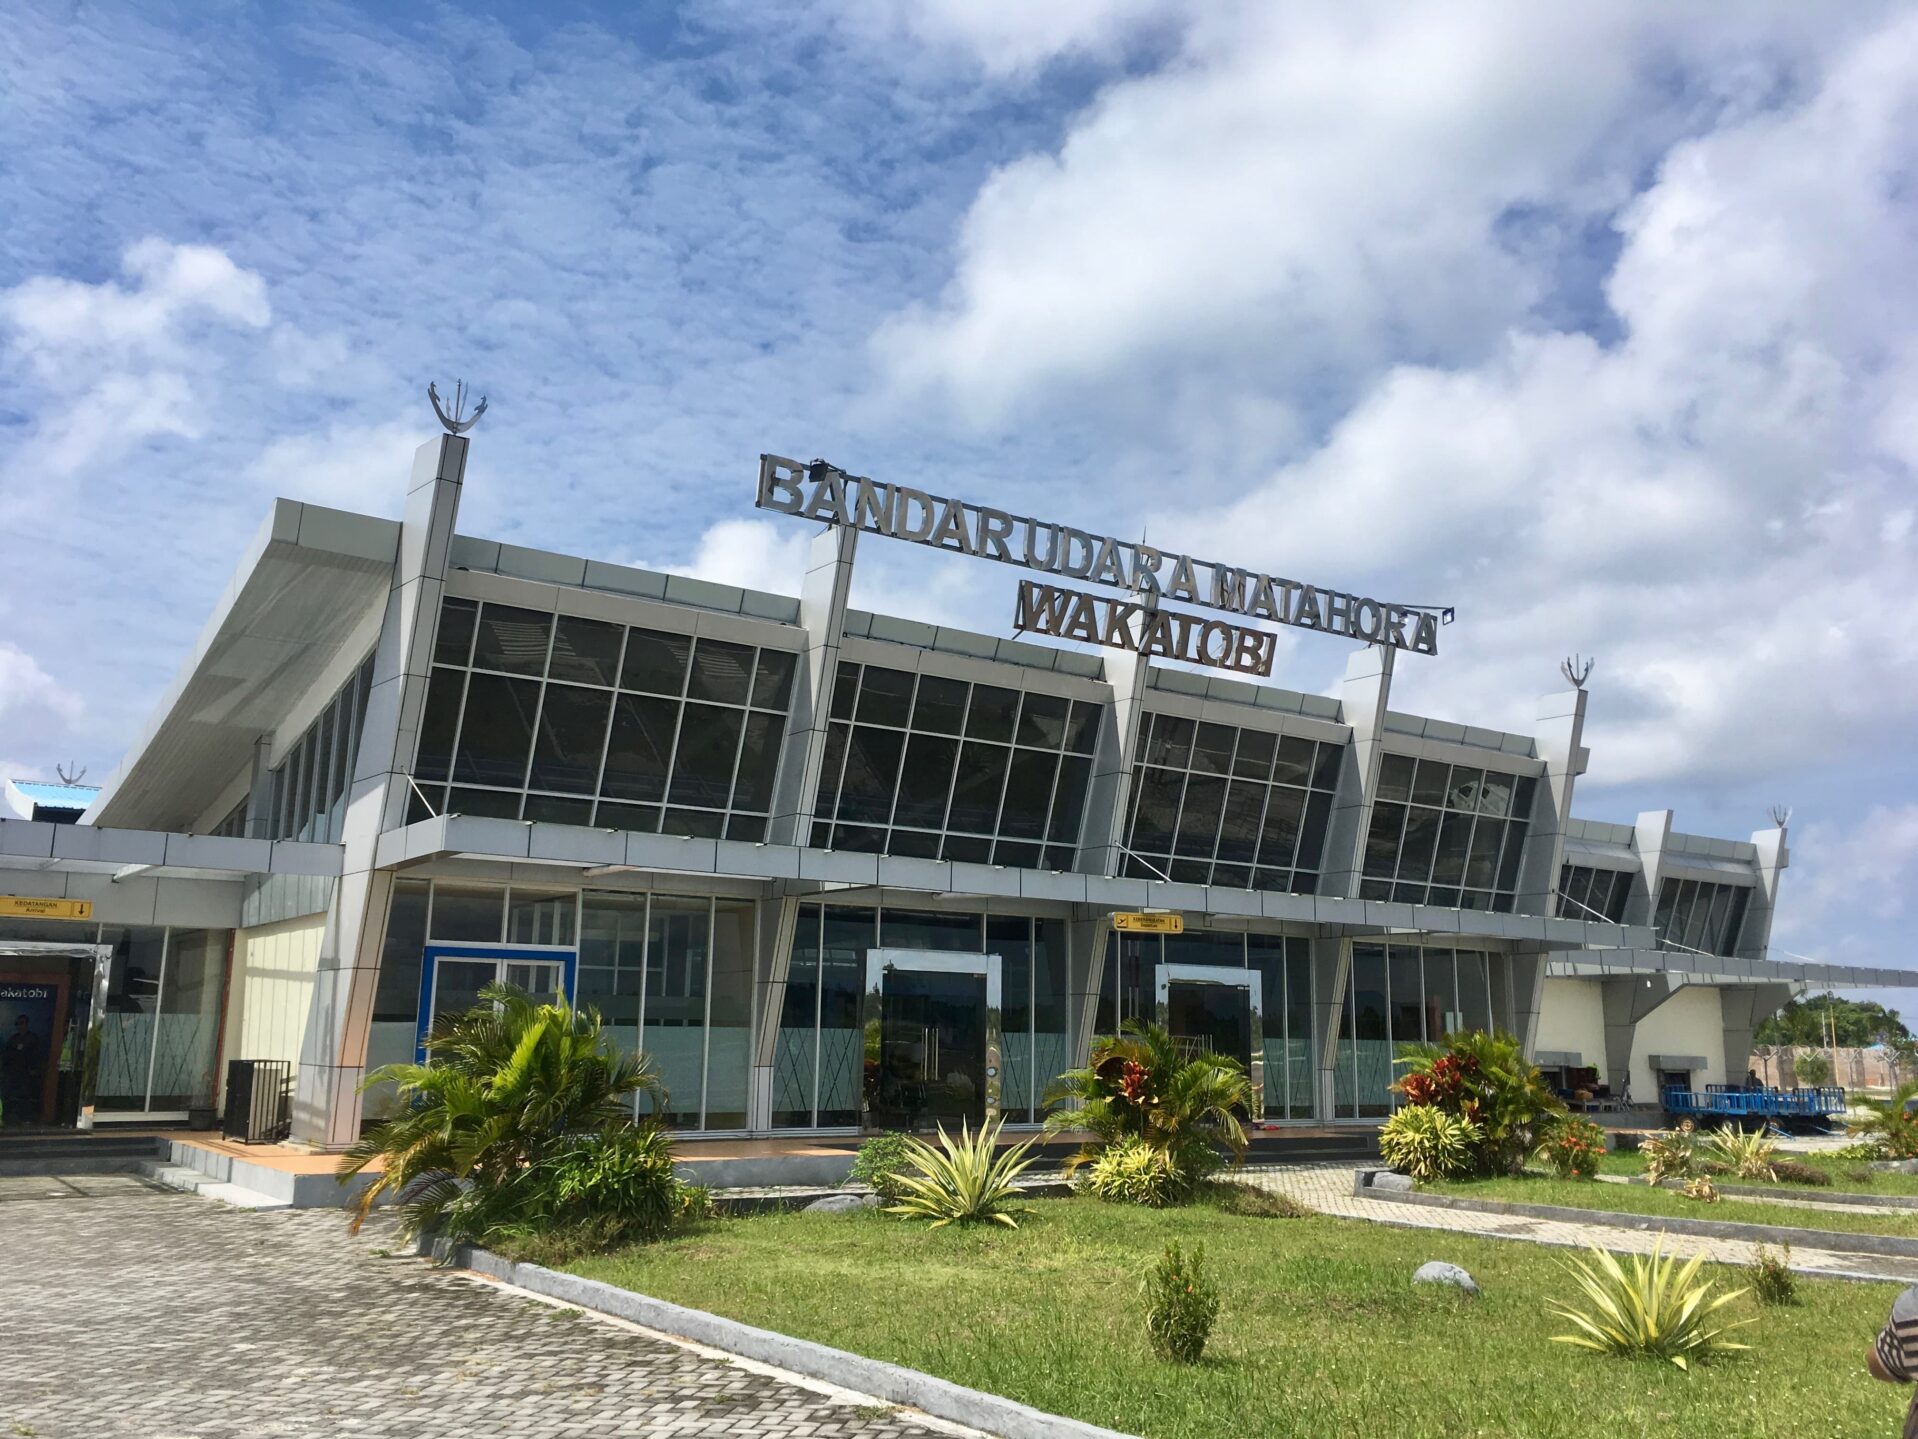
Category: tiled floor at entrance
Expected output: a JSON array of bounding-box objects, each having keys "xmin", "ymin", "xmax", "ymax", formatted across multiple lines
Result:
[{"xmin": 7, "ymin": 1177, "xmax": 981, "ymax": 1439}]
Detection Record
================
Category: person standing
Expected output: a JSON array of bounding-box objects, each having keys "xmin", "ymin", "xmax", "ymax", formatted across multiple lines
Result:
[{"xmin": 1, "ymin": 1014, "xmax": 48, "ymax": 1126}]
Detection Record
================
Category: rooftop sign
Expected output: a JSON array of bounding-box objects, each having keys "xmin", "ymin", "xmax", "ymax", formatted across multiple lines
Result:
[
  {"xmin": 757, "ymin": 455, "xmax": 1445, "ymax": 655},
  {"xmin": 1014, "ymin": 580, "xmax": 1277, "ymax": 677}
]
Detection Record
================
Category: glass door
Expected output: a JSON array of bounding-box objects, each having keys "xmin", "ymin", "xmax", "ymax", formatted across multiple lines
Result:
[
  {"xmin": 1155, "ymin": 963, "xmax": 1263, "ymax": 1115},
  {"xmin": 860, "ymin": 948, "xmax": 1001, "ymax": 1133},
  {"xmin": 417, "ymin": 945, "xmax": 576, "ymax": 1061}
]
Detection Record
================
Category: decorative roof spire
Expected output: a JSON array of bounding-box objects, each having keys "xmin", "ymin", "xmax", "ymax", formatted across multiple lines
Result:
[
  {"xmin": 428, "ymin": 379, "xmax": 488, "ymax": 435},
  {"xmin": 1559, "ymin": 654, "xmax": 1594, "ymax": 689}
]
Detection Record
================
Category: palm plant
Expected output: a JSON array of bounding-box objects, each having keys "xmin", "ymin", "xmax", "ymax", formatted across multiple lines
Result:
[
  {"xmin": 1706, "ymin": 1127, "xmax": 1778, "ymax": 1182},
  {"xmin": 1852, "ymin": 1080, "xmax": 1918, "ymax": 1159},
  {"xmin": 1043, "ymin": 1021, "xmax": 1253, "ymax": 1192},
  {"xmin": 1550, "ymin": 1239, "xmax": 1752, "ymax": 1370},
  {"xmin": 885, "ymin": 1118, "xmax": 1038, "ymax": 1228},
  {"xmin": 338, "ymin": 985, "xmax": 663, "ymax": 1238}
]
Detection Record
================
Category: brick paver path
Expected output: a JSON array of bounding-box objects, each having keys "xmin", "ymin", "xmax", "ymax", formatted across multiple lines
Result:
[
  {"xmin": 5, "ymin": 1173, "xmax": 974, "ymax": 1439},
  {"xmin": 1244, "ymin": 1163, "xmax": 1918, "ymax": 1283}
]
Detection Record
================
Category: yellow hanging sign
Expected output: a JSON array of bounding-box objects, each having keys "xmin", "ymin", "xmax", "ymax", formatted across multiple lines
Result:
[
  {"xmin": 1112, "ymin": 911, "xmax": 1183, "ymax": 934},
  {"xmin": 0, "ymin": 896, "xmax": 93, "ymax": 920}
]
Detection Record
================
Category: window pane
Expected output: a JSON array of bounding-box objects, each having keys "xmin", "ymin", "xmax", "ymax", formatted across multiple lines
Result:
[
  {"xmin": 1430, "ymin": 811, "xmax": 1472, "ymax": 886},
  {"xmin": 1272, "ymin": 735, "xmax": 1315, "ymax": 787},
  {"xmin": 829, "ymin": 662, "xmax": 859, "ymax": 720},
  {"xmin": 1032, "ymin": 919, "xmax": 1070, "ymax": 1122},
  {"xmin": 730, "ymin": 711, "xmax": 782, "ymax": 813},
  {"xmin": 705, "ymin": 901, "xmax": 755, "ymax": 1127},
  {"xmin": 947, "ymin": 741, "xmax": 1010, "ymax": 833},
  {"xmin": 1296, "ymin": 790, "xmax": 1333, "ymax": 871},
  {"xmin": 448, "ymin": 787, "xmax": 521, "ymax": 818},
  {"xmin": 1000, "ymin": 749, "xmax": 1058, "ymax": 840},
  {"xmin": 752, "ymin": 650, "xmax": 798, "ymax": 710},
  {"xmin": 1048, "ymin": 756, "xmax": 1092, "ymax": 843},
  {"xmin": 1511, "ymin": 775, "xmax": 1538, "ymax": 819},
  {"xmin": 1064, "ymin": 701, "xmax": 1100, "ymax": 755},
  {"xmin": 1255, "ymin": 786, "xmax": 1303, "ymax": 870},
  {"xmin": 622, "ymin": 630, "xmax": 690, "ymax": 696},
  {"xmin": 1129, "ymin": 767, "xmax": 1184, "ymax": 853},
  {"xmin": 601, "ymin": 695, "xmax": 680, "ymax": 802},
  {"xmin": 580, "ymin": 891, "xmax": 649, "ymax": 1040},
  {"xmin": 435, "ymin": 598, "xmax": 478, "ymax": 667},
  {"xmin": 1495, "ymin": 820, "xmax": 1526, "ymax": 891},
  {"xmin": 774, "ymin": 906, "xmax": 820, "ymax": 1127},
  {"xmin": 1448, "ymin": 766, "xmax": 1485, "ymax": 811},
  {"xmin": 1174, "ymin": 775, "xmax": 1226, "ymax": 858},
  {"xmin": 687, "ymin": 639, "xmax": 755, "ymax": 705},
  {"xmin": 1146, "ymin": 714, "xmax": 1194, "ymax": 768},
  {"xmin": 1016, "ymin": 692, "xmax": 1070, "ymax": 749},
  {"xmin": 1478, "ymin": 769, "xmax": 1515, "ymax": 817},
  {"xmin": 893, "ymin": 733, "xmax": 958, "ymax": 829},
  {"xmin": 668, "ymin": 704, "xmax": 745, "ymax": 809},
  {"xmin": 1232, "ymin": 728, "xmax": 1275, "ymax": 781},
  {"xmin": 430, "ymin": 884, "xmax": 503, "ymax": 941},
  {"xmin": 414, "ymin": 668, "xmax": 466, "ymax": 783},
  {"xmin": 1389, "ymin": 946, "xmax": 1425, "ymax": 1046},
  {"xmin": 523, "ymin": 794, "xmax": 593, "ymax": 825},
  {"xmin": 912, "ymin": 675, "xmax": 969, "ymax": 734},
  {"xmin": 549, "ymin": 616, "xmax": 624, "ymax": 687},
  {"xmin": 452, "ymin": 673, "xmax": 541, "ymax": 787},
  {"xmin": 836, "ymin": 724, "xmax": 905, "ymax": 826},
  {"xmin": 855, "ymin": 666, "xmax": 913, "ymax": 726},
  {"xmin": 817, "ymin": 906, "xmax": 870, "ymax": 1125},
  {"xmin": 726, "ymin": 814, "xmax": 766, "ymax": 841},
  {"xmin": 1376, "ymin": 753, "xmax": 1415, "ymax": 803},
  {"xmin": 1397, "ymin": 807, "xmax": 1441, "ymax": 887},
  {"xmin": 1364, "ymin": 802, "xmax": 1406, "ymax": 878},
  {"xmin": 642, "ymin": 897, "xmax": 709, "ymax": 1126},
  {"xmin": 966, "ymin": 685, "xmax": 1019, "ymax": 742},
  {"xmin": 1310, "ymin": 741, "xmax": 1342, "ymax": 790},
  {"xmin": 1351, "ymin": 945, "xmax": 1391, "ymax": 1118},
  {"xmin": 995, "ymin": 839, "xmax": 1042, "ymax": 868},
  {"xmin": 473, "ymin": 604, "xmax": 551, "ymax": 675},
  {"xmin": 888, "ymin": 828, "xmax": 941, "ymax": 858},
  {"xmin": 1192, "ymin": 723, "xmax": 1235, "ymax": 775},
  {"xmin": 1216, "ymin": 781, "xmax": 1266, "ymax": 864},
  {"xmin": 373, "ymin": 878, "xmax": 432, "ymax": 1022},
  {"xmin": 1464, "ymin": 814, "xmax": 1502, "ymax": 888},
  {"xmin": 528, "ymin": 683, "xmax": 612, "ymax": 793},
  {"xmin": 1458, "ymin": 951, "xmax": 1492, "ymax": 1032},
  {"xmin": 881, "ymin": 910, "xmax": 981, "ymax": 951},
  {"xmin": 507, "ymin": 890, "xmax": 577, "ymax": 946}
]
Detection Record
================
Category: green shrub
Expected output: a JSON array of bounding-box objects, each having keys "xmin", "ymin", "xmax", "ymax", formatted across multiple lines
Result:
[
  {"xmin": 1747, "ymin": 1244, "xmax": 1797, "ymax": 1306},
  {"xmin": 886, "ymin": 1118, "xmax": 1037, "ymax": 1229},
  {"xmin": 1766, "ymin": 1158, "xmax": 1832, "ymax": 1187},
  {"xmin": 545, "ymin": 1125, "xmax": 683, "ymax": 1243},
  {"xmin": 1536, "ymin": 1116, "xmax": 1608, "ymax": 1179},
  {"xmin": 338, "ymin": 985, "xmax": 665, "ymax": 1243},
  {"xmin": 677, "ymin": 1183, "xmax": 715, "ymax": 1224},
  {"xmin": 1853, "ymin": 1083, "xmax": 1918, "ymax": 1159},
  {"xmin": 1393, "ymin": 1030, "xmax": 1563, "ymax": 1176},
  {"xmin": 1379, "ymin": 1105, "xmax": 1481, "ymax": 1182},
  {"xmin": 1792, "ymin": 1052, "xmax": 1833, "ymax": 1087},
  {"xmin": 1834, "ymin": 1139, "xmax": 1889, "ymax": 1162},
  {"xmin": 1083, "ymin": 1137, "xmax": 1181, "ymax": 1206},
  {"xmin": 1045, "ymin": 1021, "xmax": 1253, "ymax": 1194},
  {"xmin": 1706, "ymin": 1128, "xmax": 1778, "ymax": 1182},
  {"xmin": 1550, "ymin": 1239, "xmax": 1752, "ymax": 1370},
  {"xmin": 1143, "ymin": 1242, "xmax": 1220, "ymax": 1364},
  {"xmin": 850, "ymin": 1131, "xmax": 916, "ymax": 1202},
  {"xmin": 1198, "ymin": 1181, "xmax": 1313, "ymax": 1218},
  {"xmin": 1639, "ymin": 1123, "xmax": 1700, "ymax": 1185}
]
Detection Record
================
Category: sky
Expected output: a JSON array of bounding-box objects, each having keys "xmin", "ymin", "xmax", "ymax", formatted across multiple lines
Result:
[{"xmin": 2, "ymin": 2, "xmax": 1915, "ymax": 1003}]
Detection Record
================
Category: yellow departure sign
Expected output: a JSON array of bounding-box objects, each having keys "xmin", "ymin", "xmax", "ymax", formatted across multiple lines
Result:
[
  {"xmin": 0, "ymin": 896, "xmax": 93, "ymax": 920},
  {"xmin": 1112, "ymin": 911, "xmax": 1183, "ymax": 934}
]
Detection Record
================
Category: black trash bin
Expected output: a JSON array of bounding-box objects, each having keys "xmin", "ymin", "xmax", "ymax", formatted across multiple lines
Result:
[{"xmin": 222, "ymin": 1059, "xmax": 292, "ymax": 1144}]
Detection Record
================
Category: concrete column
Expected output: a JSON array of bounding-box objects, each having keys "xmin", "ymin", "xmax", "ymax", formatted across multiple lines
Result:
[
  {"xmin": 1517, "ymin": 686, "xmax": 1587, "ymax": 917},
  {"xmin": 1319, "ymin": 647, "xmax": 1395, "ymax": 899},
  {"xmin": 243, "ymin": 734, "xmax": 276, "ymax": 840},
  {"xmin": 1312, "ymin": 938, "xmax": 1352, "ymax": 1119},
  {"xmin": 1599, "ymin": 973, "xmax": 1681, "ymax": 1104},
  {"xmin": 1624, "ymin": 810, "xmax": 1673, "ymax": 931},
  {"xmin": 292, "ymin": 433, "xmax": 466, "ymax": 1147},
  {"xmin": 747, "ymin": 893, "xmax": 803, "ymax": 1132},
  {"xmin": 1720, "ymin": 982, "xmax": 1795, "ymax": 1082},
  {"xmin": 1506, "ymin": 952, "xmax": 1548, "ymax": 1056},
  {"xmin": 1067, "ymin": 911, "xmax": 1114, "ymax": 1062},
  {"xmin": 766, "ymin": 518, "xmax": 858, "ymax": 848},
  {"xmin": 1737, "ymin": 823, "xmax": 1789, "ymax": 962},
  {"xmin": 1078, "ymin": 647, "xmax": 1153, "ymax": 877}
]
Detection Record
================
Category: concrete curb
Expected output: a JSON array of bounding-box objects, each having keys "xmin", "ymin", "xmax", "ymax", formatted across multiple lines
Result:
[
  {"xmin": 1628, "ymin": 1177, "xmax": 1918, "ymax": 1210},
  {"xmin": 433, "ymin": 1240, "xmax": 1137, "ymax": 1439},
  {"xmin": 1357, "ymin": 1180, "xmax": 1918, "ymax": 1258}
]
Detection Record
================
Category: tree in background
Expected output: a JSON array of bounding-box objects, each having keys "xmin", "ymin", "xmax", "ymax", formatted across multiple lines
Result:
[
  {"xmin": 1793, "ymin": 1051, "xmax": 1833, "ymax": 1088},
  {"xmin": 1755, "ymin": 997, "xmax": 1909, "ymax": 1048}
]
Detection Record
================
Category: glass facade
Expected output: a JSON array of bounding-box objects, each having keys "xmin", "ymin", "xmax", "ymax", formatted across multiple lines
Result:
[
  {"xmin": 1359, "ymin": 754, "xmax": 1536, "ymax": 911},
  {"xmin": 80, "ymin": 924, "xmax": 228, "ymax": 1116},
  {"xmin": 1122, "ymin": 714, "xmax": 1341, "ymax": 890},
  {"xmin": 1557, "ymin": 864, "xmax": 1632, "ymax": 923},
  {"xmin": 810, "ymin": 662, "xmax": 1098, "ymax": 868},
  {"xmin": 1653, "ymin": 878, "xmax": 1751, "ymax": 957},
  {"xmin": 412, "ymin": 598, "xmax": 798, "ymax": 840},
  {"xmin": 1336, "ymin": 943, "xmax": 1495, "ymax": 1118},
  {"xmin": 1095, "ymin": 928, "xmax": 1314, "ymax": 1119},
  {"xmin": 268, "ymin": 653, "xmax": 375, "ymax": 842}
]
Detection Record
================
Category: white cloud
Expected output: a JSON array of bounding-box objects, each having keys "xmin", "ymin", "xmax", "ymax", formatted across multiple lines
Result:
[
  {"xmin": 1774, "ymin": 805, "xmax": 1918, "ymax": 948},
  {"xmin": 244, "ymin": 418, "xmax": 429, "ymax": 517},
  {"xmin": 659, "ymin": 518, "xmax": 815, "ymax": 594},
  {"xmin": 837, "ymin": 0, "xmax": 1176, "ymax": 74}
]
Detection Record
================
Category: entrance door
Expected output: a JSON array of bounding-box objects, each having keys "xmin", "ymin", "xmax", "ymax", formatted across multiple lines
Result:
[
  {"xmin": 861, "ymin": 949, "xmax": 1001, "ymax": 1133},
  {"xmin": 416, "ymin": 944, "xmax": 575, "ymax": 1061},
  {"xmin": 1155, "ymin": 963, "xmax": 1264, "ymax": 1114}
]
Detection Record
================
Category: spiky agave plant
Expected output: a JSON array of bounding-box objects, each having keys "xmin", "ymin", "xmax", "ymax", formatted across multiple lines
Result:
[
  {"xmin": 1706, "ymin": 1127, "xmax": 1778, "ymax": 1182},
  {"xmin": 337, "ymin": 985, "xmax": 663, "ymax": 1239},
  {"xmin": 1550, "ymin": 1239, "xmax": 1753, "ymax": 1370},
  {"xmin": 885, "ymin": 1118, "xmax": 1038, "ymax": 1229}
]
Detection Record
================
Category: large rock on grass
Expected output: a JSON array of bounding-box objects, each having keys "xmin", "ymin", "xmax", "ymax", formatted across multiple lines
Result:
[
  {"xmin": 804, "ymin": 1193, "xmax": 882, "ymax": 1213},
  {"xmin": 1413, "ymin": 1261, "xmax": 1480, "ymax": 1296}
]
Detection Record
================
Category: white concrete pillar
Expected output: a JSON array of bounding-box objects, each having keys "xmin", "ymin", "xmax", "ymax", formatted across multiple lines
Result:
[
  {"xmin": 766, "ymin": 514, "xmax": 858, "ymax": 848},
  {"xmin": 1319, "ymin": 647, "xmax": 1395, "ymax": 899},
  {"xmin": 1625, "ymin": 810, "xmax": 1673, "ymax": 931},
  {"xmin": 1738, "ymin": 823, "xmax": 1789, "ymax": 961},
  {"xmin": 1720, "ymin": 982, "xmax": 1795, "ymax": 1082},
  {"xmin": 243, "ymin": 734, "xmax": 276, "ymax": 840},
  {"xmin": 1312, "ymin": 938, "xmax": 1352, "ymax": 1119},
  {"xmin": 1599, "ymin": 972, "xmax": 1681, "ymax": 1104},
  {"xmin": 292, "ymin": 433, "xmax": 467, "ymax": 1147},
  {"xmin": 1517, "ymin": 686, "xmax": 1587, "ymax": 917},
  {"xmin": 1078, "ymin": 647, "xmax": 1153, "ymax": 876}
]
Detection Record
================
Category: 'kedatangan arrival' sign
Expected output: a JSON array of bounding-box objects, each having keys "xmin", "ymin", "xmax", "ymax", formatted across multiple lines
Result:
[{"xmin": 757, "ymin": 455, "xmax": 1446, "ymax": 655}]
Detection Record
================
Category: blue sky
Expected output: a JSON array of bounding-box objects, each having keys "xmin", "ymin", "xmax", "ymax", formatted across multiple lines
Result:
[{"xmin": 3, "ymin": 2, "xmax": 1915, "ymax": 1004}]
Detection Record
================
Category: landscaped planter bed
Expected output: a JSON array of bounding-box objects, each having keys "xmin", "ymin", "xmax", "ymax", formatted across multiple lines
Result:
[{"xmin": 560, "ymin": 1197, "xmax": 1906, "ymax": 1439}]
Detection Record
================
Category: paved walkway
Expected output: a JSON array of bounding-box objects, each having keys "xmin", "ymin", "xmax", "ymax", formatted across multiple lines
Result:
[
  {"xmin": 5, "ymin": 1173, "xmax": 978, "ymax": 1439},
  {"xmin": 1244, "ymin": 1163, "xmax": 1918, "ymax": 1284}
]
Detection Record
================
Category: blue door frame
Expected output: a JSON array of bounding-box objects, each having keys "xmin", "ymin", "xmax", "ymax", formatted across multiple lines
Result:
[{"xmin": 414, "ymin": 943, "xmax": 579, "ymax": 1063}]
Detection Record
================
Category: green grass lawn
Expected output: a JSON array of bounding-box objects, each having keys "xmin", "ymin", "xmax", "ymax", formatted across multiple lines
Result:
[
  {"xmin": 565, "ymin": 1198, "xmax": 1906, "ymax": 1439},
  {"xmin": 1426, "ymin": 1174, "xmax": 1918, "ymax": 1237},
  {"xmin": 1598, "ymin": 1148, "xmax": 1918, "ymax": 1198}
]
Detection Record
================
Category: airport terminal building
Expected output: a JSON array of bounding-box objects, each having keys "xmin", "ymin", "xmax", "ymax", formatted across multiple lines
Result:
[{"xmin": 1, "ymin": 431, "xmax": 1906, "ymax": 1144}]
